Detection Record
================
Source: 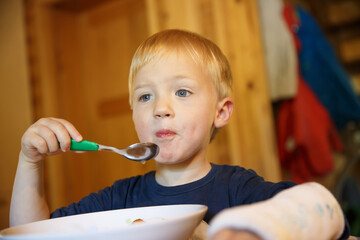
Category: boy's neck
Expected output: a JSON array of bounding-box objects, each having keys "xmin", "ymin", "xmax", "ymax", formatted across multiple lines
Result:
[{"xmin": 155, "ymin": 160, "xmax": 211, "ymax": 187}]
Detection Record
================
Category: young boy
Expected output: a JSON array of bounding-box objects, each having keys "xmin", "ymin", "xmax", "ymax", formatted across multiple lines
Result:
[{"xmin": 10, "ymin": 29, "xmax": 349, "ymax": 239}]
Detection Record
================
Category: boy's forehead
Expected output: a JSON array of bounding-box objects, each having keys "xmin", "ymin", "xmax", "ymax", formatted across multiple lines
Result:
[
  {"xmin": 134, "ymin": 52, "xmax": 206, "ymax": 80},
  {"xmin": 141, "ymin": 50, "xmax": 203, "ymax": 71}
]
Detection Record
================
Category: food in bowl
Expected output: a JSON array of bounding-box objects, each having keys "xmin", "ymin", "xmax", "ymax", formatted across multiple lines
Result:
[{"xmin": 132, "ymin": 218, "xmax": 144, "ymax": 224}]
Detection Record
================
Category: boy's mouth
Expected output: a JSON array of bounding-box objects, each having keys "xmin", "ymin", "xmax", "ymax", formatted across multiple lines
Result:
[{"xmin": 156, "ymin": 129, "xmax": 176, "ymax": 138}]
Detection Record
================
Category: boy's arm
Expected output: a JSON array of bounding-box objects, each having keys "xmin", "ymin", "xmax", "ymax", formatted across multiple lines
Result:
[
  {"xmin": 10, "ymin": 152, "xmax": 50, "ymax": 226},
  {"xmin": 10, "ymin": 118, "xmax": 82, "ymax": 227},
  {"xmin": 208, "ymin": 182, "xmax": 348, "ymax": 240}
]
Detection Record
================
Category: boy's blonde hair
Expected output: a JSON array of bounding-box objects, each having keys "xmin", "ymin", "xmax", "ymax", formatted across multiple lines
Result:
[{"xmin": 128, "ymin": 29, "xmax": 232, "ymax": 107}]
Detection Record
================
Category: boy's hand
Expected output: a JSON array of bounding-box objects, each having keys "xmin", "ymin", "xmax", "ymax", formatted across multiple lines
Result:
[
  {"xmin": 21, "ymin": 117, "xmax": 83, "ymax": 163},
  {"xmin": 211, "ymin": 229, "xmax": 261, "ymax": 240}
]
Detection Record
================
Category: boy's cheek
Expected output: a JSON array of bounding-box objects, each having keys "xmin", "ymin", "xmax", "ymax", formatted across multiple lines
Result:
[
  {"xmin": 133, "ymin": 121, "xmax": 150, "ymax": 142},
  {"xmin": 132, "ymin": 112, "xmax": 144, "ymax": 128}
]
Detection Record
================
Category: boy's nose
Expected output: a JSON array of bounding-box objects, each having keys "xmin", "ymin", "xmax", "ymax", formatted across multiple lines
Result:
[{"xmin": 153, "ymin": 99, "xmax": 174, "ymax": 118}]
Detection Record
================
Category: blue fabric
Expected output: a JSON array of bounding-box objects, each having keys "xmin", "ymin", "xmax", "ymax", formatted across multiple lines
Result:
[
  {"xmin": 296, "ymin": 6, "xmax": 360, "ymax": 129},
  {"xmin": 51, "ymin": 164, "xmax": 296, "ymax": 223}
]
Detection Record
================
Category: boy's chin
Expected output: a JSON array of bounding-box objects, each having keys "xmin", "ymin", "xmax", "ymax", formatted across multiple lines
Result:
[
  {"xmin": 155, "ymin": 161, "xmax": 178, "ymax": 166},
  {"xmin": 154, "ymin": 155, "xmax": 194, "ymax": 167},
  {"xmin": 154, "ymin": 157, "xmax": 177, "ymax": 165},
  {"xmin": 154, "ymin": 155, "xmax": 183, "ymax": 165}
]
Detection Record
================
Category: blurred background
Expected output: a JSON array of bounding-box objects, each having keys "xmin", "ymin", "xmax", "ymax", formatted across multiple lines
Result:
[{"xmin": 1, "ymin": 0, "xmax": 359, "ymax": 235}]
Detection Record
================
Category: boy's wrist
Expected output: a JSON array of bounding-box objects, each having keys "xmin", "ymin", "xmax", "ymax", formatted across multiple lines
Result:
[{"xmin": 19, "ymin": 150, "xmax": 44, "ymax": 167}]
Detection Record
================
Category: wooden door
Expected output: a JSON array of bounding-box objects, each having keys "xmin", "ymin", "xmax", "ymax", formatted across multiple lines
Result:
[{"xmin": 26, "ymin": 0, "xmax": 157, "ymax": 210}]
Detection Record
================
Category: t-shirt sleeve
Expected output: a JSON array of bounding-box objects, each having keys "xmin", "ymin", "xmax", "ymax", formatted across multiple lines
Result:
[
  {"xmin": 50, "ymin": 186, "xmax": 113, "ymax": 218},
  {"xmin": 50, "ymin": 177, "xmax": 132, "ymax": 218},
  {"xmin": 230, "ymin": 167, "xmax": 297, "ymax": 205}
]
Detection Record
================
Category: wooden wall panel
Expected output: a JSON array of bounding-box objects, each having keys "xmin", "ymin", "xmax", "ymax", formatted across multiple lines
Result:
[
  {"xmin": 0, "ymin": 0, "xmax": 34, "ymax": 229},
  {"xmin": 214, "ymin": 0, "xmax": 281, "ymax": 181},
  {"xmin": 24, "ymin": 0, "xmax": 68, "ymax": 210}
]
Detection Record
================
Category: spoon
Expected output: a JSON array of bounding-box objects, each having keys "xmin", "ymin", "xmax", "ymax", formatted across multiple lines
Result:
[{"xmin": 66, "ymin": 139, "xmax": 159, "ymax": 162}]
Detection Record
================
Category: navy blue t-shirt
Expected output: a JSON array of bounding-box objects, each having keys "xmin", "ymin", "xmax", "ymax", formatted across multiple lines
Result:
[{"xmin": 51, "ymin": 163, "xmax": 296, "ymax": 222}]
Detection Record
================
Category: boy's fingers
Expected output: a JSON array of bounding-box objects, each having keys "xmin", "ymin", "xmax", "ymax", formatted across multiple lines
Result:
[
  {"xmin": 27, "ymin": 133, "xmax": 49, "ymax": 155},
  {"xmin": 34, "ymin": 121, "xmax": 70, "ymax": 152},
  {"xmin": 47, "ymin": 149, "xmax": 64, "ymax": 156},
  {"xmin": 50, "ymin": 118, "xmax": 83, "ymax": 142},
  {"xmin": 25, "ymin": 117, "xmax": 83, "ymax": 153}
]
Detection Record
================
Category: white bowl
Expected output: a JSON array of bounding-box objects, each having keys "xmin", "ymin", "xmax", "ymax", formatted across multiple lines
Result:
[{"xmin": 0, "ymin": 204, "xmax": 207, "ymax": 240}]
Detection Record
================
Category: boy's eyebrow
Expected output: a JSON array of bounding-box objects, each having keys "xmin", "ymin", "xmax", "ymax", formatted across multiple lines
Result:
[
  {"xmin": 173, "ymin": 75, "xmax": 193, "ymax": 81},
  {"xmin": 133, "ymin": 79, "xmax": 156, "ymax": 91},
  {"xmin": 133, "ymin": 82, "xmax": 151, "ymax": 91},
  {"xmin": 134, "ymin": 75, "xmax": 195, "ymax": 90}
]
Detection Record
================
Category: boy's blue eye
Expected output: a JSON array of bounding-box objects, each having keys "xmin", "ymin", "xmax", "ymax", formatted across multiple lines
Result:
[
  {"xmin": 176, "ymin": 90, "xmax": 191, "ymax": 97},
  {"xmin": 139, "ymin": 94, "xmax": 152, "ymax": 102}
]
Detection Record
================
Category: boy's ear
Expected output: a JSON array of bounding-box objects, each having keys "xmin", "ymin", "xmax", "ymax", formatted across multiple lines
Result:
[{"xmin": 214, "ymin": 97, "xmax": 234, "ymax": 128}]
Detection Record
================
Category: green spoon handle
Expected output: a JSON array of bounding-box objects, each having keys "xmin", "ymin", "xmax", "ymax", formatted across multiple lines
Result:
[
  {"xmin": 70, "ymin": 139, "xmax": 99, "ymax": 151},
  {"xmin": 59, "ymin": 139, "xmax": 99, "ymax": 151}
]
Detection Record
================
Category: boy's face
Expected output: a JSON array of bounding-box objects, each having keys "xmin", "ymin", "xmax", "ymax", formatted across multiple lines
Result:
[{"xmin": 132, "ymin": 52, "xmax": 220, "ymax": 165}]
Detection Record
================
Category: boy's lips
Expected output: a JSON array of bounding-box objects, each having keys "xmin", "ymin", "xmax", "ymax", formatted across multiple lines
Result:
[{"xmin": 156, "ymin": 129, "xmax": 176, "ymax": 138}]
